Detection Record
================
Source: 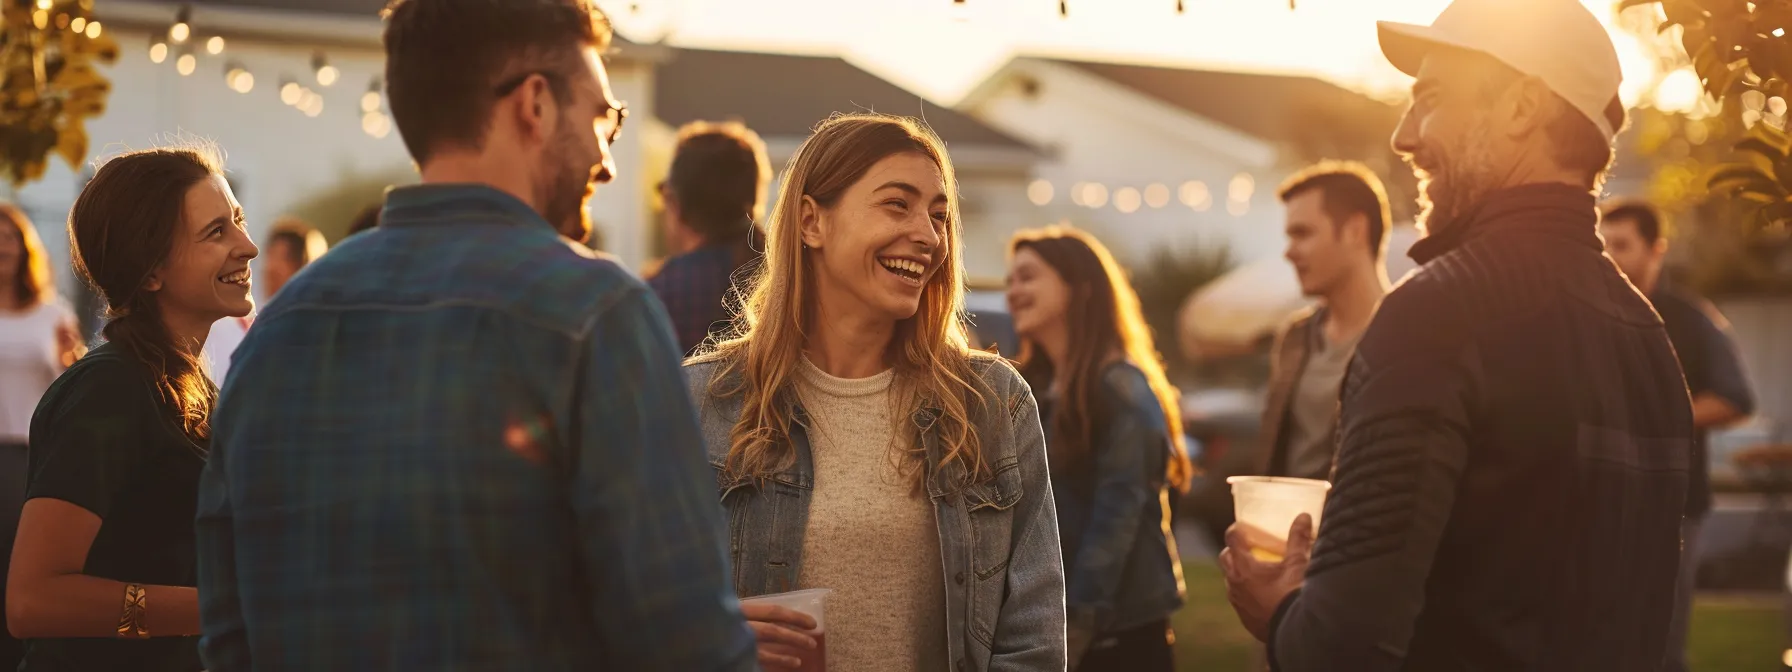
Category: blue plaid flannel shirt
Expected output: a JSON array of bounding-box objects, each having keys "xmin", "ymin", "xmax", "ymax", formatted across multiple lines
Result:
[
  {"xmin": 646, "ymin": 243, "xmax": 745, "ymax": 356},
  {"xmin": 198, "ymin": 184, "xmax": 756, "ymax": 671}
]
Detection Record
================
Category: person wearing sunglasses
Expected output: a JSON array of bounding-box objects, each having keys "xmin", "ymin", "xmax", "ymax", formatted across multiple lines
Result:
[{"xmin": 195, "ymin": 1, "xmax": 754, "ymax": 670}]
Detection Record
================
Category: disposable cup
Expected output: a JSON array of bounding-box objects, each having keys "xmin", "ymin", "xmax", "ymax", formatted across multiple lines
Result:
[
  {"xmin": 741, "ymin": 588, "xmax": 831, "ymax": 671},
  {"xmin": 1227, "ymin": 476, "xmax": 1330, "ymax": 562}
]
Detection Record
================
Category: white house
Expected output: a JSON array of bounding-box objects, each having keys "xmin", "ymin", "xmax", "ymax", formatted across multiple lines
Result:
[
  {"xmin": 957, "ymin": 56, "xmax": 1410, "ymax": 271},
  {"xmin": 645, "ymin": 47, "xmax": 1043, "ymax": 282},
  {"xmin": 12, "ymin": 0, "xmax": 664, "ymax": 323}
]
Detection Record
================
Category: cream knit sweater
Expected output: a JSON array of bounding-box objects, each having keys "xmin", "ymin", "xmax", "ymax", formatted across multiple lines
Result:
[{"xmin": 794, "ymin": 358, "xmax": 949, "ymax": 671}]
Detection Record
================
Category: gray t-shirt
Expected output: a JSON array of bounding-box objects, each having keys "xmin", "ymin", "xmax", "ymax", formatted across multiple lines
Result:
[{"xmin": 1282, "ymin": 325, "xmax": 1362, "ymax": 480}]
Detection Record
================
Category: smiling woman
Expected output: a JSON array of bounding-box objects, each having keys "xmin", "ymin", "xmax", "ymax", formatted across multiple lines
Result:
[
  {"xmin": 6, "ymin": 144, "xmax": 257, "ymax": 672},
  {"xmin": 687, "ymin": 113, "xmax": 1066, "ymax": 672}
]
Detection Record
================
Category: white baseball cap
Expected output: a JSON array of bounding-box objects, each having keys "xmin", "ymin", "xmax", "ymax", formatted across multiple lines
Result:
[{"xmin": 1378, "ymin": 0, "xmax": 1623, "ymax": 141}]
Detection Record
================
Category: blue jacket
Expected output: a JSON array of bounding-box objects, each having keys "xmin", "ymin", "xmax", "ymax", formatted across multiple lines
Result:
[{"xmin": 684, "ymin": 352, "xmax": 1068, "ymax": 672}]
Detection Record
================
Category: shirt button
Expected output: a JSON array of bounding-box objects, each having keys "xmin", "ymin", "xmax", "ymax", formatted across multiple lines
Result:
[{"xmin": 954, "ymin": 571, "xmax": 965, "ymax": 585}]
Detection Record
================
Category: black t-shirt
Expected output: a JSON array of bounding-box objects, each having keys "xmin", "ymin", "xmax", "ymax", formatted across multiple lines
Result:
[{"xmin": 22, "ymin": 342, "xmax": 204, "ymax": 672}]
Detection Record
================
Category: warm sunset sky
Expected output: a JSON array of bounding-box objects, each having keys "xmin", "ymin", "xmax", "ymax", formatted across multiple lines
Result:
[{"xmin": 595, "ymin": 0, "xmax": 1685, "ymax": 110}]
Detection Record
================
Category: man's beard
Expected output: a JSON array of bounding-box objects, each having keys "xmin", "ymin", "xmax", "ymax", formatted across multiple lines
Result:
[
  {"xmin": 1410, "ymin": 116, "xmax": 1498, "ymax": 240},
  {"xmin": 540, "ymin": 138, "xmax": 595, "ymax": 244}
]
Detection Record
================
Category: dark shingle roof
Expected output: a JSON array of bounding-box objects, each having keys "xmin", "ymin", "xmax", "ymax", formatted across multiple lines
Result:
[{"xmin": 656, "ymin": 48, "xmax": 1032, "ymax": 151}]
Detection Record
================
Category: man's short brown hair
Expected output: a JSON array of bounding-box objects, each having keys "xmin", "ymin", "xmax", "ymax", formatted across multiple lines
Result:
[
  {"xmin": 381, "ymin": 0, "xmax": 612, "ymax": 164},
  {"xmin": 665, "ymin": 120, "xmax": 771, "ymax": 242},
  {"xmin": 1277, "ymin": 160, "xmax": 1393, "ymax": 261},
  {"xmin": 265, "ymin": 217, "xmax": 328, "ymax": 268}
]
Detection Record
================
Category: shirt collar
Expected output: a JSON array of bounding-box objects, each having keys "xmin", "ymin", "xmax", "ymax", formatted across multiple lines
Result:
[{"xmin": 380, "ymin": 183, "xmax": 555, "ymax": 233}]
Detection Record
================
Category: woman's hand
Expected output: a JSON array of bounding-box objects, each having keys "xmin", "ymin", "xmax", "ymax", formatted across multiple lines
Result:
[{"xmin": 740, "ymin": 602, "xmax": 818, "ymax": 671}]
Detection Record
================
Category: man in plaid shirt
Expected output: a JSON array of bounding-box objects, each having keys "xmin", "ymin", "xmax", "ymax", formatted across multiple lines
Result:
[
  {"xmin": 197, "ymin": 1, "xmax": 756, "ymax": 669},
  {"xmin": 647, "ymin": 121, "xmax": 770, "ymax": 355}
]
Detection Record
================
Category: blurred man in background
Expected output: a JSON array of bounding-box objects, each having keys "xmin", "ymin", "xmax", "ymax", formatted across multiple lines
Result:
[
  {"xmin": 1601, "ymin": 199, "xmax": 1755, "ymax": 672},
  {"xmin": 1221, "ymin": 0, "xmax": 1695, "ymax": 668},
  {"xmin": 203, "ymin": 218, "xmax": 326, "ymax": 384},
  {"xmin": 1256, "ymin": 161, "xmax": 1391, "ymax": 482},
  {"xmin": 647, "ymin": 120, "xmax": 770, "ymax": 355}
]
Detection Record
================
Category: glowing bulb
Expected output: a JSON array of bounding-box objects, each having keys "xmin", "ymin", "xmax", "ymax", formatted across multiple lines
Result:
[
  {"xmin": 207, "ymin": 36, "xmax": 225, "ymax": 55},
  {"xmin": 1144, "ymin": 183, "xmax": 1169, "ymax": 208},
  {"xmin": 316, "ymin": 65, "xmax": 339, "ymax": 87},
  {"xmin": 170, "ymin": 22, "xmax": 190, "ymax": 43},
  {"xmin": 176, "ymin": 54, "xmax": 197, "ymax": 76},
  {"xmin": 84, "ymin": 20, "xmax": 100, "ymax": 38},
  {"xmin": 1026, "ymin": 179, "xmax": 1053, "ymax": 206},
  {"xmin": 32, "ymin": 10, "xmax": 47, "ymax": 29},
  {"xmin": 1069, "ymin": 182, "xmax": 1088, "ymax": 207},
  {"xmin": 1777, "ymin": 28, "xmax": 1787, "ymax": 37},
  {"xmin": 1228, "ymin": 173, "xmax": 1255, "ymax": 202},
  {"xmin": 1114, "ymin": 187, "xmax": 1141, "ymax": 213},
  {"xmin": 361, "ymin": 91, "xmax": 382, "ymax": 113},
  {"xmin": 70, "ymin": 17, "xmax": 86, "ymax": 33},
  {"xmin": 149, "ymin": 42, "xmax": 168, "ymax": 64},
  {"xmin": 1083, "ymin": 183, "xmax": 1109, "ymax": 209},
  {"xmin": 281, "ymin": 82, "xmax": 302, "ymax": 105},
  {"xmin": 363, "ymin": 112, "xmax": 392, "ymax": 138},
  {"xmin": 230, "ymin": 71, "xmax": 254, "ymax": 94},
  {"xmin": 1179, "ymin": 180, "xmax": 1209, "ymax": 208},
  {"xmin": 34, "ymin": 0, "xmax": 50, "ymax": 10}
]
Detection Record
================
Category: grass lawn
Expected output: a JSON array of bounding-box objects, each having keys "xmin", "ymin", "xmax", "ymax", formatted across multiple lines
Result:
[{"xmin": 1171, "ymin": 562, "xmax": 1784, "ymax": 671}]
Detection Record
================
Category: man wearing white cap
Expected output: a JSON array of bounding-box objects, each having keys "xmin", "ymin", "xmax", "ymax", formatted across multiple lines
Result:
[{"xmin": 1219, "ymin": 0, "xmax": 1696, "ymax": 669}]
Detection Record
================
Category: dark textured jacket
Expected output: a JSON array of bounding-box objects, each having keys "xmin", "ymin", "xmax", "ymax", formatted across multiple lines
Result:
[
  {"xmin": 1267, "ymin": 184, "xmax": 1694, "ymax": 671},
  {"xmin": 1256, "ymin": 306, "xmax": 1331, "ymax": 479}
]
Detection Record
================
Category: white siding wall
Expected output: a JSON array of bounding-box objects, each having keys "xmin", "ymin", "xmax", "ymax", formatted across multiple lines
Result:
[
  {"xmin": 963, "ymin": 60, "xmax": 1290, "ymax": 270},
  {"xmin": 11, "ymin": 27, "xmax": 658, "ymax": 298}
]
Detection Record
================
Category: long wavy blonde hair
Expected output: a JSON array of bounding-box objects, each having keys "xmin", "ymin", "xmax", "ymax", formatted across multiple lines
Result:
[{"xmin": 694, "ymin": 113, "xmax": 991, "ymax": 491}]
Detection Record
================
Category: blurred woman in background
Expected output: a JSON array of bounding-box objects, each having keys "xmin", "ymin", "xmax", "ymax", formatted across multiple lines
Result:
[
  {"xmin": 686, "ymin": 113, "xmax": 1065, "ymax": 672},
  {"xmin": 0, "ymin": 204, "xmax": 84, "ymax": 668},
  {"xmin": 8, "ymin": 145, "xmax": 257, "ymax": 672},
  {"xmin": 1006, "ymin": 225, "xmax": 1193, "ymax": 671}
]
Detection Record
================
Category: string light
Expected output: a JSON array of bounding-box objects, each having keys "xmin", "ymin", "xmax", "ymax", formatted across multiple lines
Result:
[
  {"xmin": 34, "ymin": 0, "xmax": 49, "ymax": 10},
  {"xmin": 313, "ymin": 52, "xmax": 338, "ymax": 87},
  {"xmin": 1114, "ymin": 187, "xmax": 1142, "ymax": 213},
  {"xmin": 176, "ymin": 53, "xmax": 197, "ymax": 76},
  {"xmin": 170, "ymin": 4, "xmax": 191, "ymax": 43},
  {"xmin": 300, "ymin": 90, "xmax": 324, "ymax": 117},
  {"xmin": 362, "ymin": 111, "xmax": 392, "ymax": 138},
  {"xmin": 1144, "ymin": 183, "xmax": 1170, "ymax": 208},
  {"xmin": 207, "ymin": 36, "xmax": 225, "ymax": 55},
  {"xmin": 149, "ymin": 40, "xmax": 168, "ymax": 63},
  {"xmin": 280, "ymin": 79, "xmax": 302, "ymax": 105},
  {"xmin": 84, "ymin": 20, "xmax": 100, "ymax": 38},
  {"xmin": 32, "ymin": 10, "xmax": 46, "ymax": 29},
  {"xmin": 225, "ymin": 62, "xmax": 253, "ymax": 93},
  {"xmin": 361, "ymin": 77, "xmax": 383, "ymax": 113},
  {"xmin": 70, "ymin": 16, "xmax": 84, "ymax": 33},
  {"xmin": 1026, "ymin": 179, "xmax": 1053, "ymax": 206}
]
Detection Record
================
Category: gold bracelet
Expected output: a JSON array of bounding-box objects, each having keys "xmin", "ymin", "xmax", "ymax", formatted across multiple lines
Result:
[{"xmin": 116, "ymin": 583, "xmax": 148, "ymax": 639}]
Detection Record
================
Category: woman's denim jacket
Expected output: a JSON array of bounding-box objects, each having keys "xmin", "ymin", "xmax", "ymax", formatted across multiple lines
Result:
[{"xmin": 683, "ymin": 352, "xmax": 1068, "ymax": 672}]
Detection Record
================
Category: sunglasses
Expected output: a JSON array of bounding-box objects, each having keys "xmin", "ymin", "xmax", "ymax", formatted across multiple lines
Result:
[{"xmin": 493, "ymin": 70, "xmax": 628, "ymax": 145}]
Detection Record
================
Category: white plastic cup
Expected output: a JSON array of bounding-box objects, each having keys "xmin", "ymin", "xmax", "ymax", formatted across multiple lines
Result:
[
  {"xmin": 1227, "ymin": 476, "xmax": 1331, "ymax": 562},
  {"xmin": 740, "ymin": 588, "xmax": 831, "ymax": 671}
]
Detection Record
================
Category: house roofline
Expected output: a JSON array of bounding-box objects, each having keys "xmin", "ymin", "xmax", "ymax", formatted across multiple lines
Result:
[{"xmin": 97, "ymin": 0, "xmax": 669, "ymax": 61}]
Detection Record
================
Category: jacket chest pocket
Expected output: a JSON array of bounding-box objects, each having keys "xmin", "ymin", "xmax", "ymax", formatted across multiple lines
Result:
[{"xmin": 963, "ymin": 454, "xmax": 1024, "ymax": 581}]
